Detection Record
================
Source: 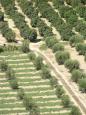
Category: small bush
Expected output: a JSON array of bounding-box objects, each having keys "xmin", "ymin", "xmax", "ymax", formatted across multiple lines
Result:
[
  {"xmin": 29, "ymin": 30, "xmax": 37, "ymax": 42},
  {"xmin": 0, "ymin": 59, "xmax": 8, "ymax": 71},
  {"xmin": 62, "ymin": 95, "xmax": 70, "ymax": 107},
  {"xmin": 41, "ymin": 66, "xmax": 51, "ymax": 79},
  {"xmin": 70, "ymin": 105, "xmax": 81, "ymax": 115},
  {"xmin": 79, "ymin": 78, "xmax": 86, "ymax": 93},
  {"xmin": 21, "ymin": 39, "xmax": 30, "ymax": 53},
  {"xmin": 70, "ymin": 35, "xmax": 84, "ymax": 47},
  {"xmin": 76, "ymin": 43, "xmax": 86, "ymax": 55},
  {"xmin": 71, "ymin": 69, "xmax": 86, "ymax": 82},
  {"xmin": 50, "ymin": 77, "xmax": 58, "ymax": 88},
  {"xmin": 9, "ymin": 79, "xmax": 18, "ymax": 89},
  {"xmin": 45, "ymin": 37, "xmax": 57, "ymax": 48},
  {"xmin": 55, "ymin": 51, "xmax": 70, "ymax": 64},
  {"xmin": 64, "ymin": 59, "xmax": 79, "ymax": 72},
  {"xmin": 34, "ymin": 56, "xmax": 43, "ymax": 70},
  {"xmin": 52, "ymin": 43, "xmax": 64, "ymax": 53},
  {"xmin": 28, "ymin": 52, "xmax": 36, "ymax": 61},
  {"xmin": 56, "ymin": 85, "xmax": 64, "ymax": 98},
  {"xmin": 18, "ymin": 88, "xmax": 25, "ymax": 100},
  {"xmin": 6, "ymin": 67, "xmax": 15, "ymax": 80}
]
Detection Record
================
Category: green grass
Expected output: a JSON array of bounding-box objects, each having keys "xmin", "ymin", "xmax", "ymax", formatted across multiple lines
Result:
[{"xmin": 0, "ymin": 52, "xmax": 70, "ymax": 115}]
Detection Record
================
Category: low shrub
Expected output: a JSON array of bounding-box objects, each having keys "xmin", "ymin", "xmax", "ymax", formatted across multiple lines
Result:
[
  {"xmin": 62, "ymin": 95, "xmax": 70, "ymax": 107},
  {"xmin": 18, "ymin": 88, "xmax": 25, "ymax": 100},
  {"xmin": 79, "ymin": 78, "xmax": 86, "ymax": 93},
  {"xmin": 56, "ymin": 85, "xmax": 64, "ymax": 98},
  {"xmin": 28, "ymin": 52, "xmax": 36, "ymax": 61},
  {"xmin": 55, "ymin": 51, "xmax": 70, "ymax": 64},
  {"xmin": 41, "ymin": 66, "xmax": 51, "ymax": 79},
  {"xmin": 0, "ymin": 59, "xmax": 8, "ymax": 71},
  {"xmin": 71, "ymin": 69, "xmax": 86, "ymax": 82},
  {"xmin": 52, "ymin": 43, "xmax": 64, "ymax": 53},
  {"xmin": 21, "ymin": 39, "xmax": 30, "ymax": 53},
  {"xmin": 34, "ymin": 56, "xmax": 43, "ymax": 70},
  {"xmin": 70, "ymin": 35, "xmax": 84, "ymax": 47},
  {"xmin": 70, "ymin": 105, "xmax": 81, "ymax": 115},
  {"xmin": 50, "ymin": 77, "xmax": 58, "ymax": 88},
  {"xmin": 64, "ymin": 59, "xmax": 79, "ymax": 72},
  {"xmin": 76, "ymin": 43, "xmax": 86, "ymax": 55}
]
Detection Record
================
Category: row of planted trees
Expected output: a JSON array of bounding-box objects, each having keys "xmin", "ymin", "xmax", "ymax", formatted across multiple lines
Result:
[
  {"xmin": 0, "ymin": 11, "xmax": 16, "ymax": 42},
  {"xmin": 28, "ymin": 51, "xmax": 81, "ymax": 115},
  {"xmin": 16, "ymin": 0, "xmax": 53, "ymax": 37},
  {"xmin": 0, "ymin": 0, "xmax": 37, "ymax": 42},
  {"xmin": 45, "ymin": 36, "xmax": 86, "ymax": 93}
]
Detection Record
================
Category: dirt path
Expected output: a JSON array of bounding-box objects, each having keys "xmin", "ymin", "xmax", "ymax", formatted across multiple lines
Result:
[
  {"xmin": 0, "ymin": 34, "xmax": 7, "ymax": 45},
  {"xmin": 30, "ymin": 42, "xmax": 86, "ymax": 115}
]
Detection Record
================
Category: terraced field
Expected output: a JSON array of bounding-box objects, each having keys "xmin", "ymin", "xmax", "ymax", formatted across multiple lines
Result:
[{"xmin": 0, "ymin": 52, "xmax": 70, "ymax": 115}]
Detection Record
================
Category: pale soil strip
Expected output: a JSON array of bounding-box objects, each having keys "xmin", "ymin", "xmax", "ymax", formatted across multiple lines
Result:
[
  {"xmin": 7, "ymin": 59, "xmax": 29, "ymax": 61},
  {"xmin": 0, "ymin": 4, "xmax": 23, "ymax": 41},
  {"xmin": 0, "ymin": 34, "xmax": 7, "ymax": 45},
  {"xmin": 15, "ymin": 1, "xmax": 41, "ymax": 39},
  {"xmin": 22, "ymin": 85, "xmax": 50, "ymax": 89},
  {"xmin": 15, "ymin": 71, "xmax": 39, "ymax": 74},
  {"xmin": 13, "ymin": 67, "xmax": 35, "ymax": 70},
  {"xmin": 0, "ymin": 97, "xmax": 17, "ymax": 100},
  {"xmin": 7, "ymin": 112, "xmax": 29, "ymax": 115},
  {"xmin": 37, "ymin": 100, "xmax": 61, "ymax": 103},
  {"xmin": 0, "ymin": 108, "xmax": 26, "ymax": 111},
  {"xmin": 40, "ymin": 110, "xmax": 70, "ymax": 114},
  {"xmin": 0, "ymin": 53, "xmax": 27, "ymax": 58},
  {"xmin": 20, "ymin": 80, "xmax": 50, "ymax": 83},
  {"xmin": 33, "ymin": 95, "xmax": 56, "ymax": 99},
  {"xmin": 40, "ymin": 105, "xmax": 63, "ymax": 109},
  {"xmin": 9, "ymin": 62, "xmax": 33, "ymax": 66},
  {"xmin": 18, "ymin": 76, "xmax": 40, "ymax": 79},
  {"xmin": 0, "ymin": 92, "xmax": 17, "ymax": 95},
  {"xmin": 25, "ymin": 90, "xmax": 55, "ymax": 94}
]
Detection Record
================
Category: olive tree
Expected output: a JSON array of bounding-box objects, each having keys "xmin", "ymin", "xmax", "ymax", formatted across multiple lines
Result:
[
  {"xmin": 79, "ymin": 78, "xmax": 86, "ymax": 93},
  {"xmin": 71, "ymin": 69, "xmax": 86, "ymax": 82},
  {"xmin": 64, "ymin": 59, "xmax": 79, "ymax": 72},
  {"xmin": 0, "ymin": 59, "xmax": 8, "ymax": 71},
  {"xmin": 21, "ymin": 39, "xmax": 30, "ymax": 53},
  {"xmin": 70, "ymin": 106, "xmax": 81, "ymax": 115},
  {"xmin": 55, "ymin": 51, "xmax": 70, "ymax": 64},
  {"xmin": 34, "ymin": 56, "xmax": 43, "ymax": 70},
  {"xmin": 62, "ymin": 95, "xmax": 70, "ymax": 107}
]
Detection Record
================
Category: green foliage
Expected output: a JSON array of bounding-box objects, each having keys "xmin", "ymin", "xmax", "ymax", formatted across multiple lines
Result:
[
  {"xmin": 29, "ymin": 30, "xmax": 37, "ymax": 42},
  {"xmin": 0, "ymin": 46, "xmax": 4, "ymax": 53},
  {"xmin": 56, "ymin": 85, "xmax": 64, "ymax": 98},
  {"xmin": 0, "ymin": 21, "xmax": 15, "ymax": 42},
  {"xmin": 18, "ymin": 88, "xmax": 25, "ymax": 100},
  {"xmin": 0, "ymin": 11, "xmax": 4, "ymax": 21},
  {"xmin": 9, "ymin": 78, "xmax": 18, "ymax": 89},
  {"xmin": 52, "ymin": 43, "xmax": 64, "ymax": 53},
  {"xmin": 62, "ymin": 95, "xmax": 70, "ymax": 107},
  {"xmin": 71, "ymin": 69, "xmax": 86, "ymax": 82},
  {"xmin": 45, "ymin": 37, "xmax": 58, "ymax": 48},
  {"xmin": 75, "ymin": 43, "xmax": 86, "ymax": 55},
  {"xmin": 55, "ymin": 51, "xmax": 70, "ymax": 64},
  {"xmin": 70, "ymin": 105, "xmax": 81, "ymax": 115},
  {"xmin": 23, "ymin": 96, "xmax": 40, "ymax": 115},
  {"xmin": 50, "ymin": 77, "xmax": 58, "ymax": 88},
  {"xmin": 21, "ymin": 40, "xmax": 30, "ymax": 53},
  {"xmin": 28, "ymin": 52, "xmax": 36, "ymax": 61},
  {"xmin": 79, "ymin": 78, "xmax": 86, "ymax": 92},
  {"xmin": 6, "ymin": 67, "xmax": 18, "ymax": 89},
  {"xmin": 69, "ymin": 35, "xmax": 84, "ymax": 47},
  {"xmin": 41, "ymin": 66, "xmax": 51, "ymax": 79},
  {"xmin": 0, "ymin": 59, "xmax": 8, "ymax": 71},
  {"xmin": 34, "ymin": 56, "xmax": 43, "ymax": 70},
  {"xmin": 64, "ymin": 59, "xmax": 79, "ymax": 72}
]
